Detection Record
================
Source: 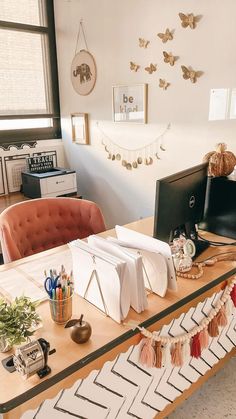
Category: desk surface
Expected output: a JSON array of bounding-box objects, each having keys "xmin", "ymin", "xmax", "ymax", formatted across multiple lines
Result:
[{"xmin": 0, "ymin": 217, "xmax": 236, "ymax": 414}]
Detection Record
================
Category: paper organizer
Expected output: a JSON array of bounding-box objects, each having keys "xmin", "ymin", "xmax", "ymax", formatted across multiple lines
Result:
[{"xmin": 69, "ymin": 226, "xmax": 177, "ymax": 323}]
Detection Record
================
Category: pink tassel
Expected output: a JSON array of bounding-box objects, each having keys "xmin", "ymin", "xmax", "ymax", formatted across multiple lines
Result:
[
  {"xmin": 139, "ymin": 338, "xmax": 156, "ymax": 368},
  {"xmin": 171, "ymin": 341, "xmax": 183, "ymax": 367},
  {"xmin": 216, "ymin": 306, "xmax": 228, "ymax": 327},
  {"xmin": 199, "ymin": 328, "xmax": 209, "ymax": 349},
  {"xmin": 191, "ymin": 333, "xmax": 201, "ymax": 358},
  {"xmin": 208, "ymin": 317, "xmax": 219, "ymax": 337},
  {"xmin": 230, "ymin": 284, "xmax": 236, "ymax": 307}
]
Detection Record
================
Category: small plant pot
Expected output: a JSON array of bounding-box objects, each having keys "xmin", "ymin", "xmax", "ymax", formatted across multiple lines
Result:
[{"xmin": 0, "ymin": 337, "xmax": 12, "ymax": 353}]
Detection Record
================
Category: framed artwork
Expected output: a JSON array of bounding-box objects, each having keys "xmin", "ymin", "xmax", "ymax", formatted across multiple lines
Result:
[
  {"xmin": 71, "ymin": 113, "xmax": 89, "ymax": 145},
  {"xmin": 71, "ymin": 50, "xmax": 97, "ymax": 96},
  {"xmin": 112, "ymin": 84, "xmax": 147, "ymax": 123}
]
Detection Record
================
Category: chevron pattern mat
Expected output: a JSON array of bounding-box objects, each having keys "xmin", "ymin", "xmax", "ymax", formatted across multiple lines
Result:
[{"xmin": 22, "ymin": 289, "xmax": 236, "ymax": 419}]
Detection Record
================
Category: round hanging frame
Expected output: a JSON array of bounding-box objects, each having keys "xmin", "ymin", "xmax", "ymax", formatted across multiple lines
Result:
[{"xmin": 71, "ymin": 49, "xmax": 97, "ymax": 96}]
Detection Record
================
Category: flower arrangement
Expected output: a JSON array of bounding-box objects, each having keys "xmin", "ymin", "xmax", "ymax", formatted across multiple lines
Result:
[{"xmin": 0, "ymin": 296, "xmax": 41, "ymax": 350}]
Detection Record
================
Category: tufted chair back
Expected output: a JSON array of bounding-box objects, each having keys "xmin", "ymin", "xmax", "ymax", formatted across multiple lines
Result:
[{"xmin": 0, "ymin": 197, "xmax": 106, "ymax": 264}]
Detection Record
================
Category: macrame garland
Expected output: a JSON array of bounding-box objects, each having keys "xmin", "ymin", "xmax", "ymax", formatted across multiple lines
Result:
[
  {"xmin": 135, "ymin": 276, "xmax": 236, "ymax": 369},
  {"xmin": 97, "ymin": 122, "xmax": 171, "ymax": 170}
]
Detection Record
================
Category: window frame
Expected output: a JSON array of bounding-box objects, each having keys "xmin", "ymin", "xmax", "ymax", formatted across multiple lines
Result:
[{"xmin": 0, "ymin": 0, "xmax": 61, "ymax": 146}]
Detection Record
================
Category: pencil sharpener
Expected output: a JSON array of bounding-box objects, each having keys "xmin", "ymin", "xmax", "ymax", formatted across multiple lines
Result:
[{"xmin": 13, "ymin": 338, "xmax": 51, "ymax": 379}]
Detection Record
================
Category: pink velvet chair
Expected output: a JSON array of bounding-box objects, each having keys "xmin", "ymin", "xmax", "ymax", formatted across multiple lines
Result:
[{"xmin": 0, "ymin": 197, "xmax": 106, "ymax": 264}]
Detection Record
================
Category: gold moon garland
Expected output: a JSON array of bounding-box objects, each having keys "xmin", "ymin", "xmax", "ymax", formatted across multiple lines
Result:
[{"xmin": 97, "ymin": 123, "xmax": 171, "ymax": 170}]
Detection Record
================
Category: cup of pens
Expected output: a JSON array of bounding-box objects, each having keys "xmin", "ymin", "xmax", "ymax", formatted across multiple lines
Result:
[{"xmin": 44, "ymin": 267, "xmax": 74, "ymax": 325}]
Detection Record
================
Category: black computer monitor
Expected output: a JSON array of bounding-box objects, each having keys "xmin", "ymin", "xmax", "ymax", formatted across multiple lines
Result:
[{"xmin": 153, "ymin": 162, "xmax": 209, "ymax": 257}]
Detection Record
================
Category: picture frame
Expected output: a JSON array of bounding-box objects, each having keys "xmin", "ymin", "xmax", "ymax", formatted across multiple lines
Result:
[
  {"xmin": 71, "ymin": 50, "xmax": 97, "ymax": 96},
  {"xmin": 112, "ymin": 84, "xmax": 147, "ymax": 123},
  {"xmin": 71, "ymin": 113, "xmax": 89, "ymax": 145}
]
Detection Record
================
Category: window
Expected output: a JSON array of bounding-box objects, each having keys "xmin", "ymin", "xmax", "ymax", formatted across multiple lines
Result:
[{"xmin": 0, "ymin": 0, "xmax": 61, "ymax": 145}]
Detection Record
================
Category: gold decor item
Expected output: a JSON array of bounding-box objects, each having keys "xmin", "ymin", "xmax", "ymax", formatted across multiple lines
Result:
[
  {"xmin": 163, "ymin": 51, "xmax": 177, "ymax": 66},
  {"xmin": 181, "ymin": 65, "xmax": 202, "ymax": 83},
  {"xmin": 203, "ymin": 143, "xmax": 236, "ymax": 177},
  {"xmin": 145, "ymin": 63, "xmax": 157, "ymax": 74},
  {"xmin": 157, "ymin": 28, "xmax": 173, "ymax": 43},
  {"xmin": 178, "ymin": 12, "xmax": 198, "ymax": 29},
  {"xmin": 159, "ymin": 78, "xmax": 170, "ymax": 90},
  {"xmin": 98, "ymin": 122, "xmax": 171, "ymax": 171},
  {"xmin": 130, "ymin": 61, "xmax": 140, "ymax": 72},
  {"xmin": 139, "ymin": 38, "xmax": 150, "ymax": 48}
]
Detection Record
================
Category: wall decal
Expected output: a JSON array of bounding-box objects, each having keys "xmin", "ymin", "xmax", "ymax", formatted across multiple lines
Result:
[
  {"xmin": 157, "ymin": 28, "xmax": 173, "ymax": 43},
  {"xmin": 163, "ymin": 51, "xmax": 177, "ymax": 66},
  {"xmin": 71, "ymin": 20, "xmax": 97, "ymax": 95},
  {"xmin": 138, "ymin": 38, "xmax": 150, "ymax": 48},
  {"xmin": 181, "ymin": 65, "xmax": 203, "ymax": 83},
  {"xmin": 145, "ymin": 63, "xmax": 157, "ymax": 74},
  {"xmin": 179, "ymin": 12, "xmax": 199, "ymax": 29},
  {"xmin": 98, "ymin": 122, "xmax": 171, "ymax": 170},
  {"xmin": 159, "ymin": 79, "xmax": 170, "ymax": 90},
  {"xmin": 130, "ymin": 61, "xmax": 140, "ymax": 72}
]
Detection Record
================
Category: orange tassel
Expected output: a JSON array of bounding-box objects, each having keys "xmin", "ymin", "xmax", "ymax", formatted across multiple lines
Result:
[
  {"xmin": 199, "ymin": 328, "xmax": 209, "ymax": 349},
  {"xmin": 208, "ymin": 316, "xmax": 219, "ymax": 337},
  {"xmin": 155, "ymin": 341, "xmax": 162, "ymax": 368},
  {"xmin": 191, "ymin": 333, "xmax": 201, "ymax": 358},
  {"xmin": 171, "ymin": 341, "xmax": 183, "ymax": 367},
  {"xmin": 139, "ymin": 338, "xmax": 156, "ymax": 368},
  {"xmin": 216, "ymin": 306, "xmax": 227, "ymax": 327}
]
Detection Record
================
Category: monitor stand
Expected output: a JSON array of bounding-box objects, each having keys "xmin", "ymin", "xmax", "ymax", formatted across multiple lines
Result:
[
  {"xmin": 172, "ymin": 222, "xmax": 210, "ymax": 260},
  {"xmin": 192, "ymin": 238, "xmax": 209, "ymax": 260},
  {"xmin": 185, "ymin": 222, "xmax": 210, "ymax": 259}
]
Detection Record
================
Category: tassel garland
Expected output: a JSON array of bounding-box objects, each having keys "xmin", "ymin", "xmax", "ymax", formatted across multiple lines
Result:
[
  {"xmin": 208, "ymin": 316, "xmax": 219, "ymax": 337},
  {"xmin": 155, "ymin": 341, "xmax": 163, "ymax": 368},
  {"xmin": 135, "ymin": 276, "xmax": 236, "ymax": 370},
  {"xmin": 199, "ymin": 328, "xmax": 209, "ymax": 349},
  {"xmin": 171, "ymin": 341, "xmax": 183, "ymax": 367},
  {"xmin": 216, "ymin": 306, "xmax": 228, "ymax": 327},
  {"xmin": 191, "ymin": 333, "xmax": 202, "ymax": 358},
  {"xmin": 139, "ymin": 338, "xmax": 156, "ymax": 368},
  {"xmin": 230, "ymin": 284, "xmax": 236, "ymax": 307}
]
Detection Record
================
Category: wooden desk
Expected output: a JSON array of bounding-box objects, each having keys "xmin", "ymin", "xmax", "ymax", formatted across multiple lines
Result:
[{"xmin": 0, "ymin": 217, "xmax": 236, "ymax": 419}]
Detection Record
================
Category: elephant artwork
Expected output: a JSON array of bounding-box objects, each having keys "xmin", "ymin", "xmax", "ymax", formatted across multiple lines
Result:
[
  {"xmin": 73, "ymin": 63, "xmax": 92, "ymax": 84},
  {"xmin": 71, "ymin": 50, "xmax": 96, "ymax": 95}
]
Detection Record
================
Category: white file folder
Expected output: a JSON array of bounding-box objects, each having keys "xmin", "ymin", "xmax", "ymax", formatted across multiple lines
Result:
[
  {"xmin": 115, "ymin": 225, "xmax": 177, "ymax": 292},
  {"xmin": 69, "ymin": 239, "xmax": 129, "ymax": 323},
  {"xmin": 88, "ymin": 235, "xmax": 148, "ymax": 313}
]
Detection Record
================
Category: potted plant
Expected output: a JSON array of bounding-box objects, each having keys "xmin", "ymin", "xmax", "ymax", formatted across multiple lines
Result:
[{"xmin": 0, "ymin": 296, "xmax": 41, "ymax": 352}]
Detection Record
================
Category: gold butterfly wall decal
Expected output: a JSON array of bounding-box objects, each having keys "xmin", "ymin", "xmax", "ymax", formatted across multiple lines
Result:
[
  {"xmin": 181, "ymin": 65, "xmax": 203, "ymax": 83},
  {"xmin": 157, "ymin": 28, "xmax": 173, "ymax": 43},
  {"xmin": 139, "ymin": 38, "xmax": 150, "ymax": 48},
  {"xmin": 159, "ymin": 79, "xmax": 170, "ymax": 90},
  {"xmin": 179, "ymin": 12, "xmax": 199, "ymax": 29},
  {"xmin": 130, "ymin": 61, "xmax": 140, "ymax": 72},
  {"xmin": 163, "ymin": 51, "xmax": 176, "ymax": 66},
  {"xmin": 145, "ymin": 63, "xmax": 157, "ymax": 74}
]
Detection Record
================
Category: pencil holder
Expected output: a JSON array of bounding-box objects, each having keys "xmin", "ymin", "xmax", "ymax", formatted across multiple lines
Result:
[{"xmin": 49, "ymin": 294, "xmax": 73, "ymax": 324}]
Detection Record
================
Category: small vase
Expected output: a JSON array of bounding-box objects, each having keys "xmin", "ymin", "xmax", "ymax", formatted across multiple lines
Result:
[{"xmin": 0, "ymin": 337, "xmax": 12, "ymax": 353}]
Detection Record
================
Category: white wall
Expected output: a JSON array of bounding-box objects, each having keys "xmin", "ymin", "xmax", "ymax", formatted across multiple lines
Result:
[{"xmin": 54, "ymin": 0, "xmax": 236, "ymax": 228}]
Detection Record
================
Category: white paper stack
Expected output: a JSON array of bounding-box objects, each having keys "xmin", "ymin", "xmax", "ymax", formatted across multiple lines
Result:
[
  {"xmin": 69, "ymin": 239, "xmax": 130, "ymax": 323},
  {"xmin": 88, "ymin": 235, "xmax": 148, "ymax": 313},
  {"xmin": 114, "ymin": 225, "xmax": 177, "ymax": 294}
]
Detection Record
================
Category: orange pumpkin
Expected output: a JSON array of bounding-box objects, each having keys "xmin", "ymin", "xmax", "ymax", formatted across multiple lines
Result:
[{"xmin": 203, "ymin": 143, "xmax": 236, "ymax": 177}]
